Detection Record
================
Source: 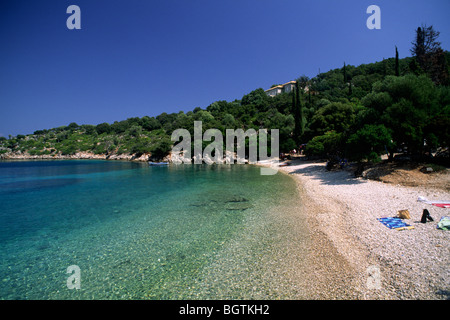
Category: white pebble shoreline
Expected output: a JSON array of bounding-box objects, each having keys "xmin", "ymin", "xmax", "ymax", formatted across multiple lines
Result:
[{"xmin": 277, "ymin": 160, "xmax": 450, "ymax": 300}]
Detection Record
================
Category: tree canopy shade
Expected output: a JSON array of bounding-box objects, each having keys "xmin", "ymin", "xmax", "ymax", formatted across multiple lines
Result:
[
  {"xmin": 379, "ymin": 75, "xmax": 446, "ymax": 154},
  {"xmin": 346, "ymin": 124, "xmax": 392, "ymax": 162},
  {"xmin": 304, "ymin": 130, "xmax": 344, "ymax": 159}
]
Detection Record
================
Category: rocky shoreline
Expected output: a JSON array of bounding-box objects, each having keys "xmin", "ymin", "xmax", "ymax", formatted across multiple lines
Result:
[{"xmin": 0, "ymin": 151, "xmax": 159, "ymax": 162}]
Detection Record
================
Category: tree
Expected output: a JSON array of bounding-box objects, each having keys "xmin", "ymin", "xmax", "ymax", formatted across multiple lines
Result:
[
  {"xmin": 241, "ymin": 88, "xmax": 269, "ymax": 111},
  {"xmin": 411, "ymin": 25, "xmax": 441, "ymax": 63},
  {"xmin": 426, "ymin": 103, "xmax": 449, "ymax": 152},
  {"xmin": 82, "ymin": 125, "xmax": 96, "ymax": 135},
  {"xmin": 428, "ymin": 48, "xmax": 449, "ymax": 85},
  {"xmin": 292, "ymin": 81, "xmax": 304, "ymax": 144},
  {"xmin": 361, "ymin": 92, "xmax": 393, "ymax": 117},
  {"xmin": 96, "ymin": 122, "xmax": 111, "ymax": 135},
  {"xmin": 110, "ymin": 120, "xmax": 128, "ymax": 134},
  {"xmin": 269, "ymin": 111, "xmax": 294, "ymax": 151},
  {"xmin": 151, "ymin": 138, "xmax": 172, "ymax": 159},
  {"xmin": 384, "ymin": 98, "xmax": 425, "ymax": 154},
  {"xmin": 127, "ymin": 124, "xmax": 143, "ymax": 138},
  {"xmin": 222, "ymin": 114, "xmax": 236, "ymax": 128},
  {"xmin": 343, "ymin": 62, "xmax": 347, "ymax": 83},
  {"xmin": 56, "ymin": 131, "xmax": 68, "ymax": 142},
  {"xmin": 141, "ymin": 116, "xmax": 161, "ymax": 131},
  {"xmin": 410, "ymin": 25, "xmax": 448, "ymax": 85},
  {"xmin": 304, "ymin": 131, "xmax": 344, "ymax": 159},
  {"xmin": 395, "ymin": 46, "xmax": 400, "ymax": 76},
  {"xmin": 67, "ymin": 122, "xmax": 79, "ymax": 131},
  {"xmin": 297, "ymin": 75, "xmax": 310, "ymax": 90},
  {"xmin": 308, "ymin": 102, "xmax": 355, "ymax": 137},
  {"xmin": 346, "ymin": 124, "xmax": 392, "ymax": 162},
  {"xmin": 372, "ymin": 74, "xmax": 441, "ymax": 156}
]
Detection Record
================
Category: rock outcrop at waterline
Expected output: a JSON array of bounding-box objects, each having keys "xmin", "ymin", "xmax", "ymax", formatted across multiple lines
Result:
[
  {"xmin": 0, "ymin": 151, "xmax": 169, "ymax": 162},
  {"xmin": 1, "ymin": 150, "xmax": 245, "ymax": 164}
]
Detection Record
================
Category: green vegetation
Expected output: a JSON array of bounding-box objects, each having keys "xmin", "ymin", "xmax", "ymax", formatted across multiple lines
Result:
[{"xmin": 1, "ymin": 25, "xmax": 449, "ymax": 165}]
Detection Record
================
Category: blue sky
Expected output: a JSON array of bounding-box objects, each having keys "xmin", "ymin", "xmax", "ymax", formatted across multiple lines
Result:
[{"xmin": 1, "ymin": 0, "xmax": 449, "ymax": 136}]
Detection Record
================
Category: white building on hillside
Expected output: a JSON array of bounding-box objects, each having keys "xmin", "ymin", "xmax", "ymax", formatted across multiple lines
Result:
[{"xmin": 264, "ymin": 81, "xmax": 296, "ymax": 97}]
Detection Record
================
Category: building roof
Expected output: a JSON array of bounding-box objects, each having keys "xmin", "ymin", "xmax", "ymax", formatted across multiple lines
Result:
[
  {"xmin": 265, "ymin": 86, "xmax": 282, "ymax": 91},
  {"xmin": 264, "ymin": 81, "xmax": 296, "ymax": 92}
]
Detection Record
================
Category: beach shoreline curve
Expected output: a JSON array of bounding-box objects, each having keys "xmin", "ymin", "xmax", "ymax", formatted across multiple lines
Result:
[{"xmin": 258, "ymin": 159, "xmax": 449, "ymax": 300}]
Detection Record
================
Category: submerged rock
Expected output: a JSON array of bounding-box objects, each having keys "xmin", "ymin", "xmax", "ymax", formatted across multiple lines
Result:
[
  {"xmin": 225, "ymin": 196, "xmax": 249, "ymax": 203},
  {"xmin": 224, "ymin": 202, "xmax": 253, "ymax": 211},
  {"xmin": 189, "ymin": 195, "xmax": 252, "ymax": 211}
]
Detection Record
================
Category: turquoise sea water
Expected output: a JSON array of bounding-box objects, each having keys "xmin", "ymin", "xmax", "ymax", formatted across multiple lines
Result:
[{"xmin": 0, "ymin": 160, "xmax": 310, "ymax": 300}]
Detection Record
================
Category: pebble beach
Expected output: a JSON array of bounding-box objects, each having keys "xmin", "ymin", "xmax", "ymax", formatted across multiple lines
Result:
[{"xmin": 276, "ymin": 159, "xmax": 450, "ymax": 300}]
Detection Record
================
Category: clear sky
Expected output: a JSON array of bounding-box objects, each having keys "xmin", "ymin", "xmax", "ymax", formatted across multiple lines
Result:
[{"xmin": 1, "ymin": 0, "xmax": 449, "ymax": 136}]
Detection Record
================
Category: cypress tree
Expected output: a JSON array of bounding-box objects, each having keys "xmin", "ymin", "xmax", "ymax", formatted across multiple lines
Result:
[
  {"xmin": 308, "ymin": 89, "xmax": 311, "ymax": 107},
  {"xmin": 295, "ymin": 80, "xmax": 301, "ymax": 114},
  {"xmin": 293, "ymin": 81, "xmax": 304, "ymax": 144},
  {"xmin": 291, "ymin": 85, "xmax": 296, "ymax": 114},
  {"xmin": 343, "ymin": 62, "xmax": 347, "ymax": 83},
  {"xmin": 395, "ymin": 46, "xmax": 400, "ymax": 76}
]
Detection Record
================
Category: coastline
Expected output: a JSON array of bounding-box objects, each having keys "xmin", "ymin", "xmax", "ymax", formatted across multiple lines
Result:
[
  {"xmin": 0, "ymin": 151, "xmax": 154, "ymax": 162},
  {"xmin": 273, "ymin": 159, "xmax": 449, "ymax": 300}
]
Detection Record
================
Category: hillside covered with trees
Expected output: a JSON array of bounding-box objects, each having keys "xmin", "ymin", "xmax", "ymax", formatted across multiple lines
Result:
[{"xmin": 1, "ymin": 25, "xmax": 449, "ymax": 166}]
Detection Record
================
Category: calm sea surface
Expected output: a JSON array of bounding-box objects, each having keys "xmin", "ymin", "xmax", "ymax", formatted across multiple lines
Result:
[{"xmin": 0, "ymin": 160, "xmax": 310, "ymax": 299}]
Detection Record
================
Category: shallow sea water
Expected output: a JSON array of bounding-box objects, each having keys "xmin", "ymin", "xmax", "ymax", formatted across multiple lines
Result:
[{"xmin": 0, "ymin": 160, "xmax": 310, "ymax": 299}]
